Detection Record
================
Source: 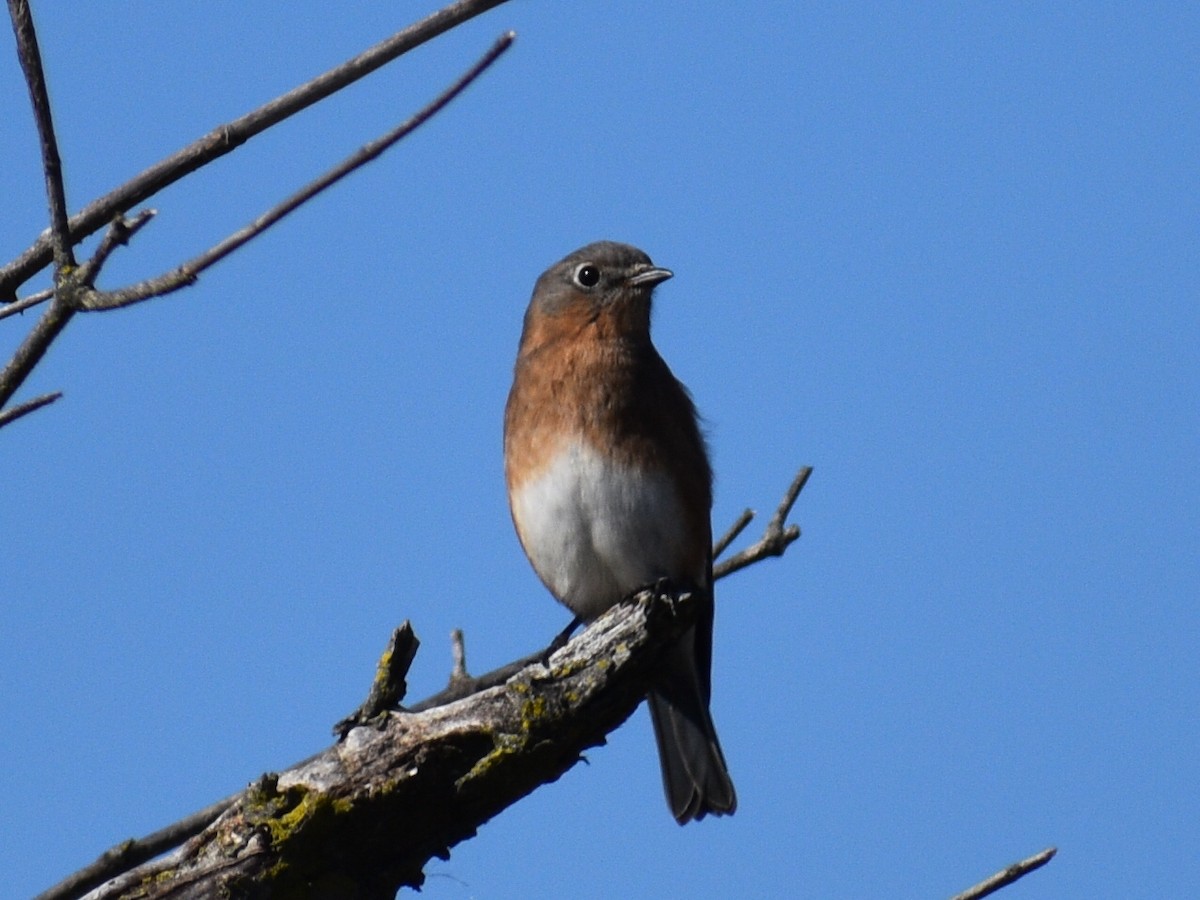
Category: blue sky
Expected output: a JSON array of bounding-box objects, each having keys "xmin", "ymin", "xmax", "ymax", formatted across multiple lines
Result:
[{"xmin": 3, "ymin": 2, "xmax": 1197, "ymax": 897}]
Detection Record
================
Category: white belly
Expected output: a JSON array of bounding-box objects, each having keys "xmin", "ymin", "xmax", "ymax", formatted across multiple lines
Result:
[{"xmin": 511, "ymin": 440, "xmax": 693, "ymax": 620}]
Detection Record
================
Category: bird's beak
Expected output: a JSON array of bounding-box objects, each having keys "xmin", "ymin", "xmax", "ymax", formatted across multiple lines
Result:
[{"xmin": 627, "ymin": 265, "xmax": 673, "ymax": 287}]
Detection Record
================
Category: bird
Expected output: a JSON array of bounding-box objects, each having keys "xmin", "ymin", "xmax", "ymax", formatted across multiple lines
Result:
[{"xmin": 503, "ymin": 240, "xmax": 736, "ymax": 824}]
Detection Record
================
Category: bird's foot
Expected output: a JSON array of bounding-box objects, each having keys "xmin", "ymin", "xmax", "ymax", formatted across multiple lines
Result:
[{"xmin": 539, "ymin": 615, "xmax": 582, "ymax": 667}]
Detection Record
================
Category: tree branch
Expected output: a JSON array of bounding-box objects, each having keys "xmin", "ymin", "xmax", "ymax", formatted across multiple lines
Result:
[
  {"xmin": 0, "ymin": 298, "xmax": 74, "ymax": 410},
  {"xmin": 0, "ymin": 287, "xmax": 53, "ymax": 322},
  {"xmin": 713, "ymin": 465, "xmax": 812, "ymax": 579},
  {"xmin": 7, "ymin": 0, "xmax": 73, "ymax": 269},
  {"xmin": 33, "ymin": 795, "xmax": 241, "ymax": 900},
  {"xmin": 712, "ymin": 507, "xmax": 754, "ymax": 559},
  {"xmin": 75, "ymin": 209, "xmax": 157, "ymax": 288},
  {"xmin": 70, "ymin": 31, "xmax": 515, "ymax": 312},
  {"xmin": 69, "ymin": 585, "xmax": 710, "ymax": 899},
  {"xmin": 949, "ymin": 847, "xmax": 1058, "ymax": 900},
  {"xmin": 332, "ymin": 623, "xmax": 422, "ymax": 740},
  {"xmin": 0, "ymin": 389, "xmax": 61, "ymax": 429},
  {"xmin": 0, "ymin": 212, "xmax": 152, "ymax": 413},
  {"xmin": 0, "ymin": 12, "xmax": 512, "ymax": 423},
  {"xmin": 43, "ymin": 467, "xmax": 812, "ymax": 900},
  {"xmin": 0, "ymin": 0, "xmax": 512, "ymax": 301}
]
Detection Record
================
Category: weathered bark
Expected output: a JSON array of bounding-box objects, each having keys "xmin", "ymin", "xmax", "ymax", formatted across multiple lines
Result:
[{"xmin": 84, "ymin": 587, "xmax": 697, "ymax": 899}]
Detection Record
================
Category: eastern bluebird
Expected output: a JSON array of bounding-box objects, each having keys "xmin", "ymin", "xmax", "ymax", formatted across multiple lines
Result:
[{"xmin": 504, "ymin": 240, "xmax": 736, "ymax": 824}]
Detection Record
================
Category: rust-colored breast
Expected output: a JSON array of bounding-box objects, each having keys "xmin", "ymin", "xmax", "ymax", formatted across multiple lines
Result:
[{"xmin": 504, "ymin": 300, "xmax": 712, "ymax": 582}]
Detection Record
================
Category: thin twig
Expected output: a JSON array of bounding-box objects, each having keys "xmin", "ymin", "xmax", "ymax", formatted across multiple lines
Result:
[
  {"xmin": 0, "ymin": 0, "xmax": 512, "ymax": 301},
  {"xmin": 33, "ymin": 794, "xmax": 241, "ymax": 900},
  {"xmin": 75, "ymin": 209, "xmax": 157, "ymax": 288},
  {"xmin": 713, "ymin": 508, "xmax": 754, "ymax": 559},
  {"xmin": 0, "ymin": 390, "xmax": 62, "ymax": 429},
  {"xmin": 0, "ymin": 33, "xmax": 513, "ymax": 409},
  {"xmin": 72, "ymin": 31, "xmax": 515, "ymax": 312},
  {"xmin": 0, "ymin": 300, "xmax": 73, "ymax": 409},
  {"xmin": 713, "ymin": 465, "xmax": 812, "ymax": 580},
  {"xmin": 8, "ymin": 0, "xmax": 74, "ymax": 269},
  {"xmin": 0, "ymin": 211, "xmax": 155, "ymax": 408},
  {"xmin": 949, "ymin": 847, "xmax": 1057, "ymax": 900},
  {"xmin": 0, "ymin": 287, "xmax": 52, "ymax": 321}
]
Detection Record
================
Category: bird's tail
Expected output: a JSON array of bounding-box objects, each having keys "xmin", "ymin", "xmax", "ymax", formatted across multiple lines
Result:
[{"xmin": 647, "ymin": 629, "xmax": 737, "ymax": 824}]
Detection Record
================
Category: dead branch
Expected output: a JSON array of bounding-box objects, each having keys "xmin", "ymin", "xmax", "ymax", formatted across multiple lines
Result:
[
  {"xmin": 7, "ymin": 0, "xmax": 72, "ymax": 268},
  {"xmin": 949, "ymin": 847, "xmax": 1058, "ymax": 900},
  {"xmin": 713, "ymin": 465, "xmax": 812, "ymax": 579},
  {"xmin": 0, "ymin": 287, "xmax": 53, "ymax": 322},
  {"xmin": 38, "ymin": 466, "xmax": 812, "ymax": 900},
  {"xmin": 33, "ymin": 795, "xmax": 240, "ymax": 900},
  {"xmin": 0, "ymin": 4, "xmax": 513, "ymax": 424},
  {"xmin": 70, "ymin": 32, "xmax": 515, "ymax": 313},
  {"xmin": 0, "ymin": 389, "xmax": 60, "ymax": 428},
  {"xmin": 63, "ymin": 585, "xmax": 710, "ymax": 900},
  {"xmin": 332, "ymin": 624, "xmax": 422, "ymax": 740},
  {"xmin": 0, "ymin": 0, "xmax": 512, "ymax": 301}
]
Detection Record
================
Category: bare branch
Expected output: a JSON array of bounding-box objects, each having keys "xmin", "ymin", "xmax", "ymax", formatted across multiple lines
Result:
[
  {"xmin": 33, "ymin": 794, "xmax": 241, "ymax": 900},
  {"xmin": 0, "ymin": 0, "xmax": 513, "ymax": 300},
  {"xmin": 63, "ymin": 586, "xmax": 706, "ymax": 899},
  {"xmin": 71, "ymin": 31, "xmax": 516, "ymax": 312},
  {"xmin": 0, "ymin": 287, "xmax": 52, "ymax": 321},
  {"xmin": 713, "ymin": 508, "xmax": 754, "ymax": 559},
  {"xmin": 0, "ymin": 211, "xmax": 153, "ymax": 410},
  {"xmin": 0, "ymin": 389, "xmax": 61, "ymax": 429},
  {"xmin": 41, "ymin": 460, "xmax": 809, "ymax": 898},
  {"xmin": 949, "ymin": 847, "xmax": 1057, "ymax": 900},
  {"xmin": 0, "ymin": 28, "xmax": 511, "ymax": 412},
  {"xmin": 451, "ymin": 628, "xmax": 470, "ymax": 681},
  {"xmin": 332, "ymin": 623, "xmax": 421, "ymax": 740},
  {"xmin": 75, "ymin": 209, "xmax": 157, "ymax": 288},
  {"xmin": 0, "ymin": 300, "xmax": 73, "ymax": 409},
  {"xmin": 713, "ymin": 465, "xmax": 812, "ymax": 580},
  {"xmin": 7, "ymin": 0, "xmax": 73, "ymax": 268}
]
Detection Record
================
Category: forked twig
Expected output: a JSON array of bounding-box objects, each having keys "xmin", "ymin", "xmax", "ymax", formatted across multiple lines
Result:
[
  {"xmin": 72, "ymin": 32, "xmax": 515, "ymax": 312},
  {"xmin": 0, "ymin": 28, "xmax": 513, "ymax": 420},
  {"xmin": 0, "ymin": 0, "xmax": 513, "ymax": 300},
  {"xmin": 75, "ymin": 210, "xmax": 158, "ymax": 288},
  {"xmin": 713, "ymin": 465, "xmax": 812, "ymax": 580},
  {"xmin": 0, "ymin": 211, "xmax": 154, "ymax": 423}
]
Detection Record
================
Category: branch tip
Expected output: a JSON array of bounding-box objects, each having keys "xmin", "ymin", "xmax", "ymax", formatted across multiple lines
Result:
[
  {"xmin": 72, "ymin": 32, "xmax": 515, "ymax": 313},
  {"xmin": 713, "ymin": 508, "xmax": 754, "ymax": 559},
  {"xmin": 451, "ymin": 628, "xmax": 470, "ymax": 680},
  {"xmin": 0, "ymin": 1, "xmax": 517, "ymax": 297},
  {"xmin": 949, "ymin": 846, "xmax": 1057, "ymax": 900},
  {"xmin": 0, "ymin": 389, "xmax": 62, "ymax": 430},
  {"xmin": 713, "ymin": 465, "xmax": 812, "ymax": 580},
  {"xmin": 333, "ymin": 623, "xmax": 420, "ymax": 739}
]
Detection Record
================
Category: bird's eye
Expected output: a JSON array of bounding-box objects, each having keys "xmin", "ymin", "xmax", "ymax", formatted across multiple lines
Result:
[{"xmin": 574, "ymin": 264, "xmax": 600, "ymax": 288}]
